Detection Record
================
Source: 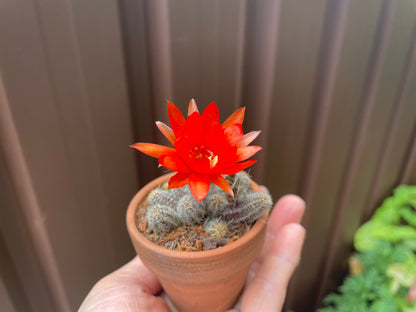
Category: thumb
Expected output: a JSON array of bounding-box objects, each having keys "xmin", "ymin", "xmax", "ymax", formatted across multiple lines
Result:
[{"xmin": 239, "ymin": 223, "xmax": 305, "ymax": 312}]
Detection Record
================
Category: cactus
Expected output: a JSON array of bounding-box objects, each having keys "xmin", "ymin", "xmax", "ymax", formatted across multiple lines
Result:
[
  {"xmin": 146, "ymin": 204, "xmax": 181, "ymax": 233},
  {"xmin": 147, "ymin": 188, "xmax": 177, "ymax": 207},
  {"xmin": 172, "ymin": 185, "xmax": 191, "ymax": 197},
  {"xmin": 226, "ymin": 171, "xmax": 251, "ymax": 200},
  {"xmin": 223, "ymin": 192, "xmax": 272, "ymax": 224},
  {"xmin": 204, "ymin": 192, "xmax": 229, "ymax": 217},
  {"xmin": 204, "ymin": 218, "xmax": 228, "ymax": 238},
  {"xmin": 143, "ymin": 171, "xmax": 272, "ymax": 234},
  {"xmin": 176, "ymin": 194, "xmax": 207, "ymax": 225}
]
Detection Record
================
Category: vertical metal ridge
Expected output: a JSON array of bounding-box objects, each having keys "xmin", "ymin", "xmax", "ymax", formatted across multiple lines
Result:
[
  {"xmin": 0, "ymin": 232, "xmax": 31, "ymax": 312},
  {"xmin": 242, "ymin": 0, "xmax": 282, "ymax": 182},
  {"xmin": 298, "ymin": 0, "xmax": 350, "ymax": 205},
  {"xmin": 211, "ymin": 0, "xmax": 221, "ymax": 101},
  {"xmin": 401, "ymin": 123, "xmax": 416, "ymax": 184},
  {"xmin": 0, "ymin": 76, "xmax": 71, "ymax": 312},
  {"xmin": 366, "ymin": 18, "xmax": 416, "ymax": 215},
  {"xmin": 313, "ymin": 0, "xmax": 397, "ymax": 308},
  {"xmin": 144, "ymin": 0, "xmax": 172, "ymax": 126},
  {"xmin": 233, "ymin": 0, "xmax": 247, "ymax": 110},
  {"xmin": 142, "ymin": 0, "xmax": 172, "ymax": 178},
  {"xmin": 43, "ymin": 0, "xmax": 120, "ymax": 265},
  {"xmin": 286, "ymin": 0, "xmax": 351, "ymax": 309},
  {"xmin": 116, "ymin": 0, "xmax": 147, "ymax": 184}
]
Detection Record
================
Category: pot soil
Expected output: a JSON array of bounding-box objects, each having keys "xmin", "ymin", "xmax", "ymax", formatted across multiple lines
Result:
[{"xmin": 126, "ymin": 173, "xmax": 269, "ymax": 312}]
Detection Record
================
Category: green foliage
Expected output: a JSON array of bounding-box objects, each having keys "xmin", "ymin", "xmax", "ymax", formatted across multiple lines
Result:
[
  {"xmin": 354, "ymin": 186, "xmax": 416, "ymax": 252},
  {"xmin": 319, "ymin": 185, "xmax": 416, "ymax": 312},
  {"xmin": 144, "ymin": 171, "xmax": 273, "ymax": 234}
]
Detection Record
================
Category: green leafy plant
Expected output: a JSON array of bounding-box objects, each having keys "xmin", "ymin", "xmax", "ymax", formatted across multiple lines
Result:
[{"xmin": 319, "ymin": 185, "xmax": 416, "ymax": 312}]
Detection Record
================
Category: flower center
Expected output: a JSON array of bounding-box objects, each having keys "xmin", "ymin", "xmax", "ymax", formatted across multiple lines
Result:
[{"xmin": 189, "ymin": 146, "xmax": 219, "ymax": 169}]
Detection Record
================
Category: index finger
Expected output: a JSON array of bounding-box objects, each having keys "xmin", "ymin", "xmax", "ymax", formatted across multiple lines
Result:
[{"xmin": 248, "ymin": 194, "xmax": 305, "ymax": 281}]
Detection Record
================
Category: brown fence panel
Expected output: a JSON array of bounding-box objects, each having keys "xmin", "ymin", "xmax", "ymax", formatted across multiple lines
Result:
[{"xmin": 1, "ymin": 0, "xmax": 415, "ymax": 311}]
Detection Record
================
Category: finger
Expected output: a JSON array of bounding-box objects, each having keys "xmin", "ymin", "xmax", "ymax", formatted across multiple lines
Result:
[
  {"xmin": 79, "ymin": 256, "xmax": 169, "ymax": 312},
  {"xmin": 249, "ymin": 195, "xmax": 305, "ymax": 278},
  {"xmin": 239, "ymin": 223, "xmax": 305, "ymax": 312},
  {"xmin": 408, "ymin": 276, "xmax": 416, "ymax": 302},
  {"xmin": 268, "ymin": 194, "xmax": 305, "ymax": 234}
]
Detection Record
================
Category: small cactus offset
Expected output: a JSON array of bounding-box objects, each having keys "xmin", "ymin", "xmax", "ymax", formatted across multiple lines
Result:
[
  {"xmin": 204, "ymin": 192, "xmax": 229, "ymax": 218},
  {"xmin": 204, "ymin": 218, "xmax": 228, "ymax": 238},
  {"xmin": 176, "ymin": 194, "xmax": 207, "ymax": 226},
  {"xmin": 146, "ymin": 204, "xmax": 181, "ymax": 233},
  {"xmin": 223, "ymin": 192, "xmax": 272, "ymax": 224}
]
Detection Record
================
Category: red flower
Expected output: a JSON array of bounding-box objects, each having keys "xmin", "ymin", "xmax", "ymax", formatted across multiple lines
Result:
[{"xmin": 131, "ymin": 100, "xmax": 261, "ymax": 202}]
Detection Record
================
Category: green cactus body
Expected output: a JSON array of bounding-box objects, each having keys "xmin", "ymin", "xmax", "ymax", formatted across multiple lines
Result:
[
  {"xmin": 228, "ymin": 171, "xmax": 251, "ymax": 198},
  {"xmin": 176, "ymin": 194, "xmax": 206, "ymax": 225},
  {"xmin": 204, "ymin": 218, "xmax": 228, "ymax": 238},
  {"xmin": 171, "ymin": 185, "xmax": 191, "ymax": 197},
  {"xmin": 204, "ymin": 193, "xmax": 229, "ymax": 217},
  {"xmin": 147, "ymin": 188, "xmax": 177, "ymax": 207},
  {"xmin": 146, "ymin": 204, "xmax": 180, "ymax": 233},
  {"xmin": 144, "ymin": 171, "xmax": 273, "ymax": 234},
  {"xmin": 224, "ymin": 192, "xmax": 272, "ymax": 223}
]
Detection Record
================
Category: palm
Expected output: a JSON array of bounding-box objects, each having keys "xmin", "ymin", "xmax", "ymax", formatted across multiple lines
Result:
[{"xmin": 79, "ymin": 194, "xmax": 305, "ymax": 312}]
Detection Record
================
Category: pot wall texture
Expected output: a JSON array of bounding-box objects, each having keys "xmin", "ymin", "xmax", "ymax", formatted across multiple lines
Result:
[{"xmin": 0, "ymin": 0, "xmax": 415, "ymax": 311}]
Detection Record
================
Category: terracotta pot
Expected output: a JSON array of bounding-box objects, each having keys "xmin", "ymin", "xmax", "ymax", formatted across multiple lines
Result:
[{"xmin": 126, "ymin": 173, "xmax": 269, "ymax": 312}]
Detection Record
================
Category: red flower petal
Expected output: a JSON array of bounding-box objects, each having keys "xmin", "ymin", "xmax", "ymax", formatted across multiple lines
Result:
[
  {"xmin": 237, "ymin": 131, "xmax": 261, "ymax": 147},
  {"xmin": 224, "ymin": 123, "xmax": 243, "ymax": 146},
  {"xmin": 222, "ymin": 159, "xmax": 257, "ymax": 175},
  {"xmin": 156, "ymin": 121, "xmax": 176, "ymax": 146},
  {"xmin": 132, "ymin": 101, "xmax": 262, "ymax": 202},
  {"xmin": 159, "ymin": 154, "xmax": 191, "ymax": 172},
  {"xmin": 188, "ymin": 98, "xmax": 199, "ymax": 116},
  {"xmin": 223, "ymin": 107, "xmax": 245, "ymax": 129},
  {"xmin": 202, "ymin": 102, "xmax": 220, "ymax": 127},
  {"xmin": 236, "ymin": 146, "xmax": 262, "ymax": 162},
  {"xmin": 130, "ymin": 143, "xmax": 175, "ymax": 158},
  {"xmin": 168, "ymin": 172, "xmax": 190, "ymax": 188},
  {"xmin": 189, "ymin": 173, "xmax": 210, "ymax": 202},
  {"xmin": 210, "ymin": 175, "xmax": 234, "ymax": 197},
  {"xmin": 168, "ymin": 101, "xmax": 186, "ymax": 136}
]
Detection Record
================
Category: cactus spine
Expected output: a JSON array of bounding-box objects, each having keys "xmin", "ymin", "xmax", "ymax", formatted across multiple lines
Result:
[
  {"xmin": 223, "ymin": 192, "xmax": 272, "ymax": 224},
  {"xmin": 146, "ymin": 204, "xmax": 180, "ymax": 233},
  {"xmin": 147, "ymin": 188, "xmax": 177, "ymax": 207},
  {"xmin": 176, "ymin": 195, "xmax": 206, "ymax": 225},
  {"xmin": 204, "ymin": 192, "xmax": 229, "ymax": 218},
  {"xmin": 204, "ymin": 218, "xmax": 228, "ymax": 238}
]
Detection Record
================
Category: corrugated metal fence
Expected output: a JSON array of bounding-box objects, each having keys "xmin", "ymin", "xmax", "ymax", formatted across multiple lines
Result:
[{"xmin": 1, "ymin": 0, "xmax": 415, "ymax": 311}]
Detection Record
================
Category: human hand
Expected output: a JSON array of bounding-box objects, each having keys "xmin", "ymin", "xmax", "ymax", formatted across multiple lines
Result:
[{"xmin": 79, "ymin": 194, "xmax": 306, "ymax": 312}]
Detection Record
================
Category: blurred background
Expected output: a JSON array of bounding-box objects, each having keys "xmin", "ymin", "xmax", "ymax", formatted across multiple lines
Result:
[{"xmin": 1, "ymin": 0, "xmax": 415, "ymax": 311}]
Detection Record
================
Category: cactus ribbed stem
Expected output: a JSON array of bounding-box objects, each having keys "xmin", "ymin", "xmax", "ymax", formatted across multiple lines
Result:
[
  {"xmin": 144, "ymin": 171, "xmax": 273, "ymax": 234},
  {"xmin": 204, "ymin": 193, "xmax": 229, "ymax": 217},
  {"xmin": 176, "ymin": 195, "xmax": 206, "ymax": 225},
  {"xmin": 147, "ymin": 188, "xmax": 177, "ymax": 207},
  {"xmin": 224, "ymin": 192, "xmax": 272, "ymax": 223},
  {"xmin": 146, "ymin": 204, "xmax": 180, "ymax": 233}
]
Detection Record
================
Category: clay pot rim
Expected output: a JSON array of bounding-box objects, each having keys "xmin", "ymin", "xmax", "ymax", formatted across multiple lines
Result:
[{"xmin": 126, "ymin": 172, "xmax": 269, "ymax": 260}]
